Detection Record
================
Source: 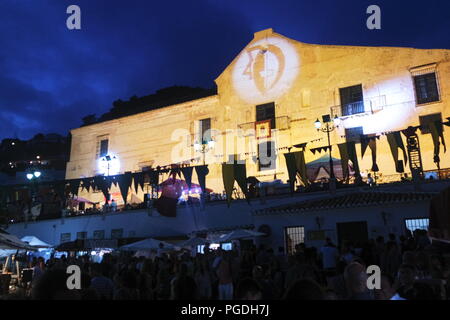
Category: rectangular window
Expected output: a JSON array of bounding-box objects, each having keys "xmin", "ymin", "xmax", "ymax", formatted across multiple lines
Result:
[
  {"xmin": 414, "ymin": 73, "xmax": 440, "ymax": 105},
  {"xmin": 93, "ymin": 230, "xmax": 105, "ymax": 240},
  {"xmin": 405, "ymin": 218, "xmax": 429, "ymax": 233},
  {"xmin": 419, "ymin": 113, "xmax": 442, "ymax": 134},
  {"xmin": 96, "ymin": 135, "xmax": 109, "ymax": 159},
  {"xmin": 345, "ymin": 126, "xmax": 364, "ymax": 143},
  {"xmin": 99, "ymin": 139, "xmax": 109, "ymax": 157},
  {"xmin": 60, "ymin": 233, "xmax": 71, "ymax": 243},
  {"xmin": 76, "ymin": 232, "xmax": 87, "ymax": 240},
  {"xmin": 199, "ymin": 118, "xmax": 211, "ymax": 142},
  {"xmin": 256, "ymin": 102, "xmax": 276, "ymax": 129},
  {"xmin": 111, "ymin": 228, "xmax": 123, "ymax": 239},
  {"xmin": 285, "ymin": 226, "xmax": 305, "ymax": 255},
  {"xmin": 340, "ymin": 85, "xmax": 364, "ymax": 116},
  {"xmin": 258, "ymin": 141, "xmax": 276, "ymax": 171}
]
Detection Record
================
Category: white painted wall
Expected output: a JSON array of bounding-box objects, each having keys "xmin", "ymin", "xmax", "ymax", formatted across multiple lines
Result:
[{"xmin": 254, "ymin": 201, "xmax": 431, "ymax": 251}]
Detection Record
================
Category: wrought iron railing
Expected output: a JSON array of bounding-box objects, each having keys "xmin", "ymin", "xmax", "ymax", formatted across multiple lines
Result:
[
  {"xmin": 331, "ymin": 95, "xmax": 387, "ymax": 118},
  {"xmin": 238, "ymin": 116, "xmax": 290, "ymax": 132}
]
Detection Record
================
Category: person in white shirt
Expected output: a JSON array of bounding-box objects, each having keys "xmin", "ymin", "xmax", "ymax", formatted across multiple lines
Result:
[{"xmin": 320, "ymin": 238, "xmax": 339, "ymax": 276}]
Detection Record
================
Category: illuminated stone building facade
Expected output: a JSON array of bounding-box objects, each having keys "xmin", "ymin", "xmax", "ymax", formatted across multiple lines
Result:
[{"xmin": 66, "ymin": 28, "xmax": 450, "ymax": 204}]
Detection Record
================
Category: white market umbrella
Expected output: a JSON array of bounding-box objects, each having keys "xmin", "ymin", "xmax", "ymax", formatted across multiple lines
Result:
[
  {"xmin": 215, "ymin": 229, "xmax": 266, "ymax": 243},
  {"xmin": 118, "ymin": 238, "xmax": 174, "ymax": 251},
  {"xmin": 178, "ymin": 237, "xmax": 210, "ymax": 248}
]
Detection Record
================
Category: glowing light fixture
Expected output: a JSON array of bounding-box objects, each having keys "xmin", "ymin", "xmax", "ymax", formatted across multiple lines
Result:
[
  {"xmin": 33, "ymin": 171, "xmax": 41, "ymax": 178},
  {"xmin": 98, "ymin": 154, "xmax": 120, "ymax": 176},
  {"xmin": 333, "ymin": 115, "xmax": 341, "ymax": 127},
  {"xmin": 26, "ymin": 173, "xmax": 34, "ymax": 180},
  {"xmin": 314, "ymin": 118, "xmax": 322, "ymax": 129}
]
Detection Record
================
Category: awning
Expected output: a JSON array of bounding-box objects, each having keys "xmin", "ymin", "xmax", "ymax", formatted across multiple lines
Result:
[{"xmin": 0, "ymin": 229, "xmax": 36, "ymax": 250}]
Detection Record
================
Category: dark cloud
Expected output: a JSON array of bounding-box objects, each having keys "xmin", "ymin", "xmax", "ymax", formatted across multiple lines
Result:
[{"xmin": 0, "ymin": 0, "xmax": 449, "ymax": 140}]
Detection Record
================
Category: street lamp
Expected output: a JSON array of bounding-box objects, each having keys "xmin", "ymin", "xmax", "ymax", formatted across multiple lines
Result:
[
  {"xmin": 100, "ymin": 155, "xmax": 119, "ymax": 176},
  {"xmin": 194, "ymin": 139, "xmax": 215, "ymax": 165},
  {"xmin": 314, "ymin": 115, "xmax": 340, "ymax": 192},
  {"xmin": 26, "ymin": 171, "xmax": 41, "ymax": 180}
]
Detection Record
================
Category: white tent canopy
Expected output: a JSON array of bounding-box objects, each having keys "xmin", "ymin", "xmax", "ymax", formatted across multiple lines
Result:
[
  {"xmin": 118, "ymin": 238, "xmax": 175, "ymax": 251},
  {"xmin": 214, "ymin": 229, "xmax": 266, "ymax": 243},
  {"xmin": 20, "ymin": 236, "xmax": 52, "ymax": 249}
]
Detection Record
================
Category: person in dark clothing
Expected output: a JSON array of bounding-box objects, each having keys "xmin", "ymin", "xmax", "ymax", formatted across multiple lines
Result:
[{"xmin": 284, "ymin": 279, "xmax": 325, "ymax": 300}]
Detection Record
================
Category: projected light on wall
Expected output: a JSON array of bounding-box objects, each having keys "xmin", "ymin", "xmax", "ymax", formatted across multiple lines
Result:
[
  {"xmin": 98, "ymin": 154, "xmax": 120, "ymax": 176},
  {"xmin": 232, "ymin": 36, "xmax": 300, "ymax": 104}
]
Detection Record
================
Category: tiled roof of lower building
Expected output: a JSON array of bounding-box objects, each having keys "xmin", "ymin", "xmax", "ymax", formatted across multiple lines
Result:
[{"xmin": 253, "ymin": 192, "xmax": 436, "ymax": 216}]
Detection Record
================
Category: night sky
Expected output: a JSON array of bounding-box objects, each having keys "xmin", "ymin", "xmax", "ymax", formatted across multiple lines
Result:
[{"xmin": 1, "ymin": 0, "xmax": 449, "ymax": 140}]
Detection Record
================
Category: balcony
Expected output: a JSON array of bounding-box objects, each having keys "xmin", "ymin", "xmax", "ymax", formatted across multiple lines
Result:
[
  {"xmin": 237, "ymin": 116, "xmax": 291, "ymax": 133},
  {"xmin": 331, "ymin": 95, "xmax": 386, "ymax": 118}
]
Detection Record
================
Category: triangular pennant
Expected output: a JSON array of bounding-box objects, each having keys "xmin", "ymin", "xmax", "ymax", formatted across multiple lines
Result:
[
  {"xmin": 148, "ymin": 170, "xmax": 159, "ymax": 186},
  {"xmin": 361, "ymin": 135, "xmax": 370, "ymax": 158},
  {"xmin": 222, "ymin": 163, "xmax": 235, "ymax": 207},
  {"xmin": 94, "ymin": 176, "xmax": 110, "ymax": 203},
  {"xmin": 346, "ymin": 141, "xmax": 361, "ymax": 179},
  {"xmin": 338, "ymin": 143, "xmax": 350, "ymax": 180},
  {"xmin": 369, "ymin": 139, "xmax": 379, "ymax": 172},
  {"xmin": 68, "ymin": 179, "xmax": 81, "ymax": 196},
  {"xmin": 294, "ymin": 151, "xmax": 309, "ymax": 187},
  {"xmin": 195, "ymin": 165, "xmax": 209, "ymax": 193},
  {"xmin": 180, "ymin": 167, "xmax": 194, "ymax": 190},
  {"xmin": 234, "ymin": 163, "xmax": 248, "ymax": 201},
  {"xmin": 81, "ymin": 178, "xmax": 92, "ymax": 192},
  {"xmin": 117, "ymin": 173, "xmax": 132, "ymax": 204},
  {"xmin": 132, "ymin": 172, "xmax": 145, "ymax": 194},
  {"xmin": 284, "ymin": 153, "xmax": 297, "ymax": 193}
]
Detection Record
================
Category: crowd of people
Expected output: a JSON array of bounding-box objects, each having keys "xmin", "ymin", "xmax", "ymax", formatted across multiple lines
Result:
[{"xmin": 1, "ymin": 229, "xmax": 449, "ymax": 300}]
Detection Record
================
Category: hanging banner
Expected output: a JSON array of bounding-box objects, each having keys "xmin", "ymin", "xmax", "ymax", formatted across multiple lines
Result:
[
  {"xmin": 195, "ymin": 165, "xmax": 209, "ymax": 193},
  {"xmin": 180, "ymin": 167, "xmax": 194, "ymax": 190},
  {"xmin": 68, "ymin": 179, "xmax": 81, "ymax": 196},
  {"xmin": 132, "ymin": 172, "xmax": 145, "ymax": 194},
  {"xmin": 386, "ymin": 132, "xmax": 408, "ymax": 173},
  {"xmin": 81, "ymin": 178, "xmax": 92, "ymax": 192},
  {"xmin": 284, "ymin": 152, "xmax": 297, "ymax": 192},
  {"xmin": 222, "ymin": 163, "xmax": 235, "ymax": 207},
  {"xmin": 284, "ymin": 151, "xmax": 309, "ymax": 192},
  {"xmin": 338, "ymin": 143, "xmax": 350, "ymax": 180},
  {"xmin": 234, "ymin": 164, "xmax": 249, "ymax": 200},
  {"xmin": 338, "ymin": 142, "xmax": 360, "ymax": 180},
  {"xmin": 429, "ymin": 120, "xmax": 447, "ymax": 164},
  {"xmin": 294, "ymin": 151, "xmax": 309, "ymax": 186},
  {"xmin": 118, "ymin": 173, "xmax": 132, "ymax": 204}
]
